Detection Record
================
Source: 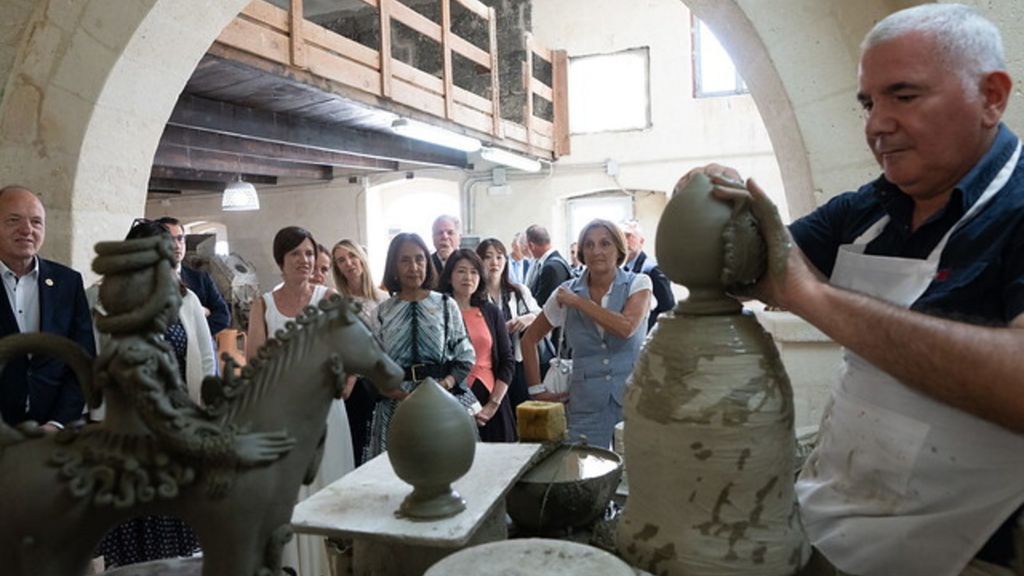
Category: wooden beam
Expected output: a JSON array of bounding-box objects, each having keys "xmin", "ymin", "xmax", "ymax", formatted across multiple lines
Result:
[
  {"xmin": 154, "ymin": 143, "xmax": 334, "ymax": 180},
  {"xmin": 149, "ymin": 167, "xmax": 279, "ymax": 184},
  {"xmin": 380, "ymin": 0, "xmax": 392, "ymax": 98},
  {"xmin": 488, "ymin": 6, "xmax": 501, "ymax": 137},
  {"xmin": 149, "ymin": 178, "xmax": 272, "ymax": 193},
  {"xmin": 552, "ymin": 49, "xmax": 570, "ymax": 157},
  {"xmin": 290, "ymin": 0, "xmax": 308, "ymax": 68},
  {"xmin": 168, "ymin": 94, "xmax": 469, "ymax": 168},
  {"xmin": 441, "ymin": 0, "xmax": 453, "ymax": 120},
  {"xmin": 161, "ymin": 125, "xmax": 398, "ymax": 171}
]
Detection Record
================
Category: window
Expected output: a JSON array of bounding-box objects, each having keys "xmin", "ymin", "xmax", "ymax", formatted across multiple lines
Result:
[
  {"xmin": 566, "ymin": 193, "xmax": 633, "ymax": 249},
  {"xmin": 568, "ymin": 47, "xmax": 651, "ymax": 134},
  {"xmin": 692, "ymin": 18, "xmax": 748, "ymax": 97}
]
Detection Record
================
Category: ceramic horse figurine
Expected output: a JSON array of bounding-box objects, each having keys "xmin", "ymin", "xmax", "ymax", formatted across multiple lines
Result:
[{"xmin": 0, "ymin": 234, "xmax": 404, "ymax": 576}]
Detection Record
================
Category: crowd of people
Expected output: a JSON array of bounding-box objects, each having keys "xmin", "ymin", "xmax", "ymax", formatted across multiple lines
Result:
[{"xmin": 2, "ymin": 4, "xmax": 1023, "ymax": 575}]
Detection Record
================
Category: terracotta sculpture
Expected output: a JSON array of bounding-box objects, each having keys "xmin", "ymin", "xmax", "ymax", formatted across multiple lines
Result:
[
  {"xmin": 0, "ymin": 235, "xmax": 403, "ymax": 576},
  {"xmin": 617, "ymin": 173, "xmax": 809, "ymax": 575}
]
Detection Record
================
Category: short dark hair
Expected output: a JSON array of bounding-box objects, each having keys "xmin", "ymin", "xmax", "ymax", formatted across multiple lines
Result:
[
  {"xmin": 272, "ymin": 226, "xmax": 317, "ymax": 268},
  {"xmin": 126, "ymin": 219, "xmax": 168, "ymax": 241},
  {"xmin": 155, "ymin": 216, "xmax": 181, "ymax": 227},
  {"xmin": 526, "ymin": 224, "xmax": 550, "ymax": 246},
  {"xmin": 382, "ymin": 233, "xmax": 435, "ymax": 294},
  {"xmin": 439, "ymin": 249, "xmax": 488, "ymax": 306}
]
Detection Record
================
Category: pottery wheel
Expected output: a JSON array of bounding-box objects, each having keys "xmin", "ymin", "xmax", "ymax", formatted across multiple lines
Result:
[{"xmin": 423, "ymin": 538, "xmax": 635, "ymax": 575}]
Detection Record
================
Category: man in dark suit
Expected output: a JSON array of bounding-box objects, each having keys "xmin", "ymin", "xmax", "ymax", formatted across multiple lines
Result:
[
  {"xmin": 0, "ymin": 185, "xmax": 95, "ymax": 431},
  {"xmin": 430, "ymin": 214, "xmax": 461, "ymax": 276},
  {"xmin": 156, "ymin": 216, "xmax": 231, "ymax": 336},
  {"xmin": 525, "ymin": 224, "xmax": 572, "ymax": 306},
  {"xmin": 621, "ymin": 220, "xmax": 675, "ymax": 331}
]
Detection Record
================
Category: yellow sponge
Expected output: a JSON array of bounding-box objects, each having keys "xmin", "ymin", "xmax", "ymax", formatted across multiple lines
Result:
[{"xmin": 516, "ymin": 401, "xmax": 567, "ymax": 442}]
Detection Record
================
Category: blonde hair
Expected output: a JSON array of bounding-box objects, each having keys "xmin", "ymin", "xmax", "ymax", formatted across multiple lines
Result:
[{"xmin": 331, "ymin": 239, "xmax": 382, "ymax": 301}]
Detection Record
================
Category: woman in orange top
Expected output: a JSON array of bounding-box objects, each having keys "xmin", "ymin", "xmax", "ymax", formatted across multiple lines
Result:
[{"xmin": 439, "ymin": 249, "xmax": 516, "ymax": 442}]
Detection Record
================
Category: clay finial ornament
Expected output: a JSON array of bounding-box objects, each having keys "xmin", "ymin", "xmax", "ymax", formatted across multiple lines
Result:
[
  {"xmin": 0, "ymin": 235, "xmax": 404, "ymax": 576},
  {"xmin": 388, "ymin": 377, "xmax": 477, "ymax": 519},
  {"xmin": 655, "ymin": 172, "xmax": 765, "ymax": 314},
  {"xmin": 617, "ymin": 172, "xmax": 809, "ymax": 575}
]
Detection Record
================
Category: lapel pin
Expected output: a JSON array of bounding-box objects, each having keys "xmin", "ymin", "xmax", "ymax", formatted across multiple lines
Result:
[{"xmin": 44, "ymin": 278, "xmax": 54, "ymax": 287}]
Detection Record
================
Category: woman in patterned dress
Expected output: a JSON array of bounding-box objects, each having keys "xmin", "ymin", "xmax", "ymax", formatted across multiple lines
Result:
[{"xmin": 365, "ymin": 233, "xmax": 475, "ymax": 460}]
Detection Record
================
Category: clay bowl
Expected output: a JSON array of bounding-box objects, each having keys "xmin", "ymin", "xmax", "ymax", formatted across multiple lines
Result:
[{"xmin": 506, "ymin": 444, "xmax": 623, "ymax": 534}]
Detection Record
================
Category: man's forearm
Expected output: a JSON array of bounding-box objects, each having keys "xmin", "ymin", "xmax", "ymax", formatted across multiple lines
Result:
[{"xmin": 792, "ymin": 281, "xmax": 1024, "ymax": 432}]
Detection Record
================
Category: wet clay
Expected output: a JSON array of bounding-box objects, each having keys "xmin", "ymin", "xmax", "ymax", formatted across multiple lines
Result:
[{"xmin": 616, "ymin": 172, "xmax": 808, "ymax": 575}]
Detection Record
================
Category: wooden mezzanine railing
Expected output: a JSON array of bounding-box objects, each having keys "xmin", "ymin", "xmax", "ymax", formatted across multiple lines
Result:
[{"xmin": 216, "ymin": 0, "xmax": 570, "ymax": 159}]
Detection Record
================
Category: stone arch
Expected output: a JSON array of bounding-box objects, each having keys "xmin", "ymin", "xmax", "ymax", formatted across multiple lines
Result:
[{"xmin": 0, "ymin": 0, "xmax": 250, "ymax": 271}]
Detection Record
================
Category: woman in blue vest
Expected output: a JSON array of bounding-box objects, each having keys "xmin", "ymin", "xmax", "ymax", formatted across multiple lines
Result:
[{"xmin": 521, "ymin": 219, "xmax": 651, "ymax": 448}]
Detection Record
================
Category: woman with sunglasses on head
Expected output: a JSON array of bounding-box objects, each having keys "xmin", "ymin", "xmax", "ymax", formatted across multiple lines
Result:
[
  {"xmin": 330, "ymin": 239, "xmax": 388, "ymax": 466},
  {"xmin": 440, "ymin": 249, "xmax": 516, "ymax": 442},
  {"xmin": 94, "ymin": 218, "xmax": 216, "ymax": 569},
  {"xmin": 521, "ymin": 219, "xmax": 651, "ymax": 449},
  {"xmin": 245, "ymin": 226, "xmax": 350, "ymax": 576}
]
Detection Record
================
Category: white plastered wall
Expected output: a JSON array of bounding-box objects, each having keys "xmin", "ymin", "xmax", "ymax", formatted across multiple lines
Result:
[
  {"xmin": 472, "ymin": 0, "xmax": 786, "ymax": 266},
  {"xmin": 145, "ymin": 181, "xmax": 367, "ymax": 292}
]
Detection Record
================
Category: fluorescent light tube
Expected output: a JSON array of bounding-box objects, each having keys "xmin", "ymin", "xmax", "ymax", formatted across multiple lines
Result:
[
  {"xmin": 480, "ymin": 146, "xmax": 542, "ymax": 172},
  {"xmin": 391, "ymin": 118, "xmax": 481, "ymax": 152}
]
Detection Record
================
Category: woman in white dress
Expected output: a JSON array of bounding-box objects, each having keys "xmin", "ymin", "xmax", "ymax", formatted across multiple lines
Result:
[{"xmin": 247, "ymin": 226, "xmax": 353, "ymax": 576}]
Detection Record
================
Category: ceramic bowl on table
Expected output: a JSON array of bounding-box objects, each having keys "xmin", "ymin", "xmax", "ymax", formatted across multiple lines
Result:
[{"xmin": 506, "ymin": 444, "xmax": 623, "ymax": 534}]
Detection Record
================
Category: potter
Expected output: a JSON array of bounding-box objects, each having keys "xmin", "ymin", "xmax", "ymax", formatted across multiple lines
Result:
[{"xmin": 694, "ymin": 5, "xmax": 1024, "ymax": 575}]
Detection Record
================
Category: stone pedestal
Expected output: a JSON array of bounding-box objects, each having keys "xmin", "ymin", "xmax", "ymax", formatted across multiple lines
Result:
[{"xmin": 291, "ymin": 443, "xmax": 542, "ymax": 576}]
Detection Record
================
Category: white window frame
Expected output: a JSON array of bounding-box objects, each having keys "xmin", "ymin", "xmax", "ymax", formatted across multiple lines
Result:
[{"xmin": 692, "ymin": 16, "xmax": 748, "ymax": 98}]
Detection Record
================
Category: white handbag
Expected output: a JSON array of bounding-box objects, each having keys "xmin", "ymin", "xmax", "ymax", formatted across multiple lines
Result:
[{"xmin": 541, "ymin": 326, "xmax": 572, "ymax": 395}]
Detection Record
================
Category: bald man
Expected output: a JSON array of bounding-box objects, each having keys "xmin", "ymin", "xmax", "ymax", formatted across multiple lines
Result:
[{"xmin": 0, "ymin": 185, "xmax": 95, "ymax": 432}]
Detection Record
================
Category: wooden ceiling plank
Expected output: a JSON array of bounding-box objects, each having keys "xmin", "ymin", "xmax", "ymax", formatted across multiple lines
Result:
[
  {"xmin": 154, "ymin": 143, "xmax": 334, "ymax": 180},
  {"xmin": 161, "ymin": 125, "xmax": 398, "ymax": 171},
  {"xmin": 148, "ymin": 166, "xmax": 280, "ymax": 184},
  {"xmin": 168, "ymin": 94, "xmax": 468, "ymax": 168}
]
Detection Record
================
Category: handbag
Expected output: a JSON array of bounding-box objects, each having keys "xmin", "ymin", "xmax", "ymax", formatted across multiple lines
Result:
[{"xmin": 541, "ymin": 322, "xmax": 572, "ymax": 395}]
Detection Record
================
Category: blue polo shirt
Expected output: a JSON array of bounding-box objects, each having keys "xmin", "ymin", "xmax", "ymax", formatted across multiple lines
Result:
[{"xmin": 790, "ymin": 124, "xmax": 1024, "ymax": 326}]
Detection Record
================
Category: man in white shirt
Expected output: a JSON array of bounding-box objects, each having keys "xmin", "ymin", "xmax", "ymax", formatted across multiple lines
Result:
[
  {"xmin": 0, "ymin": 185, "xmax": 94, "ymax": 432},
  {"xmin": 508, "ymin": 231, "xmax": 530, "ymax": 285}
]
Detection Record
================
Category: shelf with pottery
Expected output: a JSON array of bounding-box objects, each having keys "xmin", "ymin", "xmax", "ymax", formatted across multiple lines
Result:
[{"xmin": 291, "ymin": 443, "xmax": 542, "ymax": 576}]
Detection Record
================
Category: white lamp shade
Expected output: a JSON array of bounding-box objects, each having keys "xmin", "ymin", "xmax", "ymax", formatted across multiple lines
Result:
[{"xmin": 222, "ymin": 180, "xmax": 260, "ymax": 211}]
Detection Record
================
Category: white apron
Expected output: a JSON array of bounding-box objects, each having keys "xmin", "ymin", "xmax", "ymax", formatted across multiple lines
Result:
[{"xmin": 796, "ymin": 141, "xmax": 1024, "ymax": 576}]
